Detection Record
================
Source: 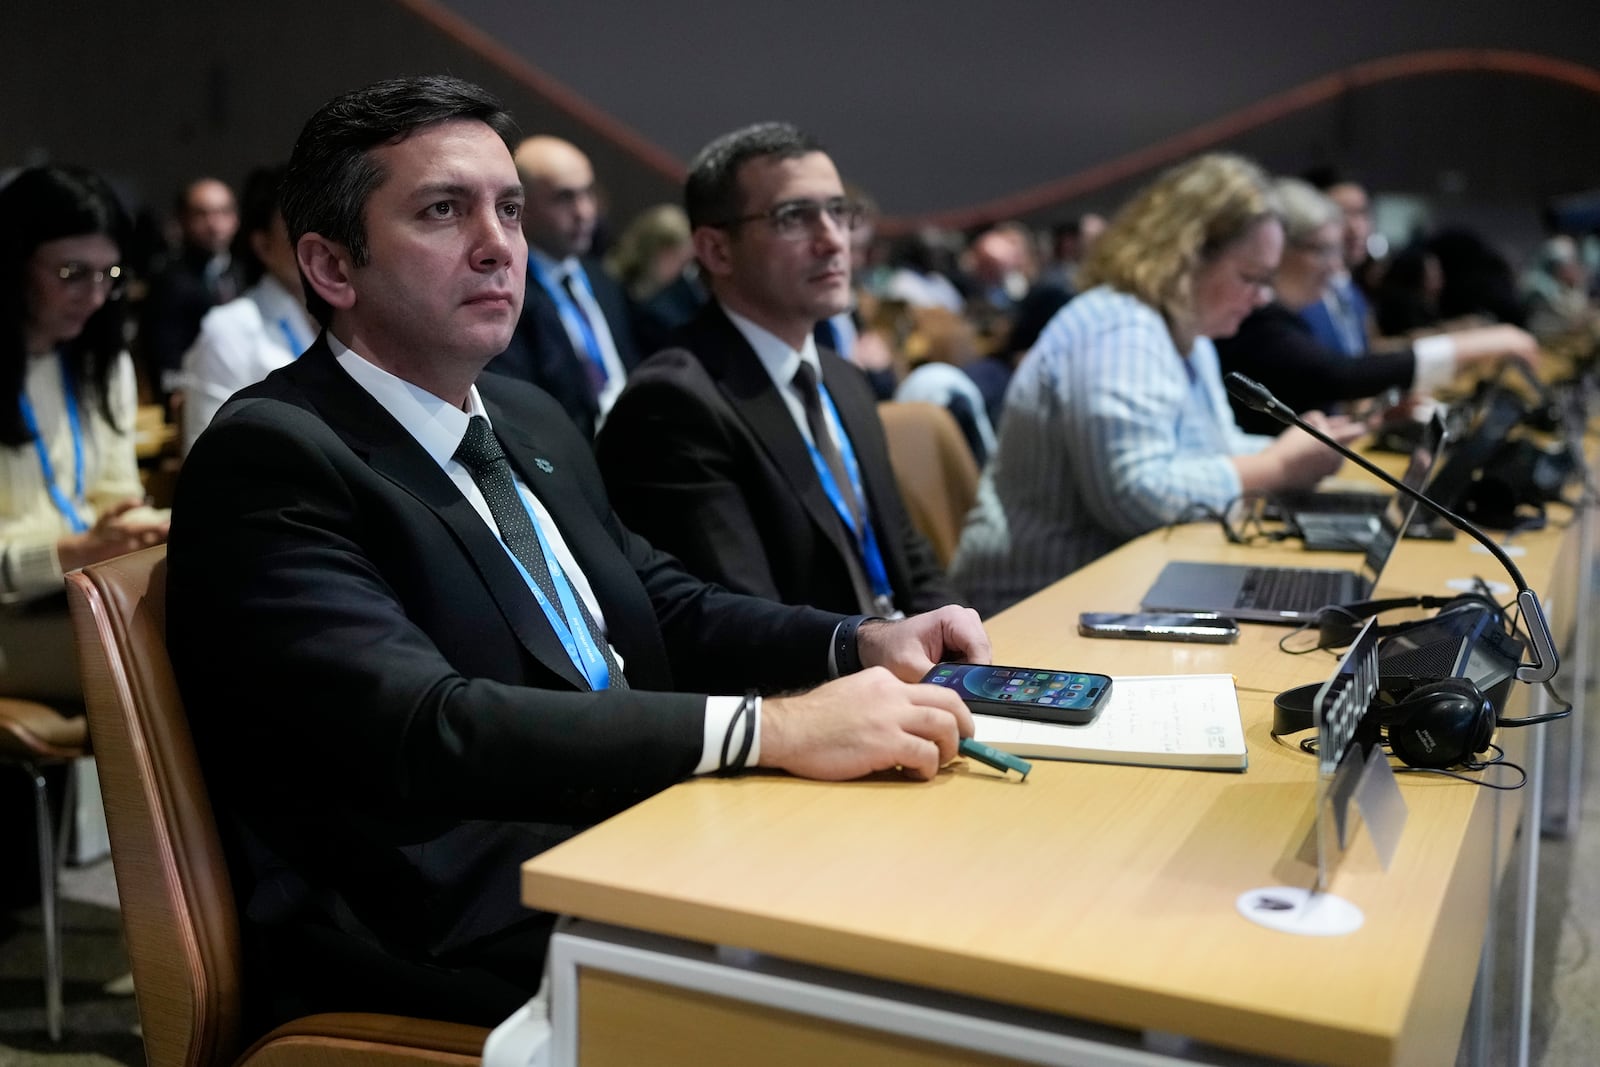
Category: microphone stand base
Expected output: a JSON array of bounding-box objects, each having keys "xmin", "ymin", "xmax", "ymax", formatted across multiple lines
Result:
[{"xmin": 1236, "ymin": 886, "xmax": 1364, "ymax": 936}]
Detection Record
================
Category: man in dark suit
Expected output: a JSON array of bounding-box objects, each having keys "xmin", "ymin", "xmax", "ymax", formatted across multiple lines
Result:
[
  {"xmin": 596, "ymin": 123, "xmax": 954, "ymax": 618},
  {"xmin": 141, "ymin": 176, "xmax": 245, "ymax": 404},
  {"xmin": 166, "ymin": 77, "xmax": 986, "ymax": 1035},
  {"xmin": 484, "ymin": 135, "xmax": 638, "ymax": 437}
]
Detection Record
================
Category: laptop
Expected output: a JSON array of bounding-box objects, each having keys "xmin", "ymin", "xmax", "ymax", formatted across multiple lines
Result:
[
  {"xmin": 1289, "ymin": 412, "xmax": 1448, "ymax": 551},
  {"xmin": 1140, "ymin": 420, "xmax": 1441, "ymax": 624}
]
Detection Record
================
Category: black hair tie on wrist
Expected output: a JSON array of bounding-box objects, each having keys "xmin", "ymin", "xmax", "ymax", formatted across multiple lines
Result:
[{"xmin": 718, "ymin": 690, "xmax": 759, "ymax": 776}]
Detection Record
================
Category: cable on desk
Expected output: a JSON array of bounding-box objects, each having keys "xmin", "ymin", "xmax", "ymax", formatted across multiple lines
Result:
[
  {"xmin": 1166, "ymin": 496, "xmax": 1292, "ymax": 547},
  {"xmin": 1295, "ymin": 737, "xmax": 1528, "ymax": 790}
]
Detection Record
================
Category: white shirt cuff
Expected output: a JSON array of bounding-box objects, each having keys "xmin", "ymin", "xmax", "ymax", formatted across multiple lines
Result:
[
  {"xmin": 1410, "ymin": 335, "xmax": 1458, "ymax": 394},
  {"xmin": 694, "ymin": 695, "xmax": 762, "ymax": 775}
]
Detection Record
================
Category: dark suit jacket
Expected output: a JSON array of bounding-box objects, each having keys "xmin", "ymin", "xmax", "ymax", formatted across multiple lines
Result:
[
  {"xmin": 166, "ymin": 338, "xmax": 843, "ymax": 1030},
  {"xmin": 595, "ymin": 303, "xmax": 955, "ymax": 618},
  {"xmin": 630, "ymin": 270, "xmax": 707, "ymax": 356},
  {"xmin": 140, "ymin": 245, "xmax": 246, "ymax": 394},
  {"xmin": 484, "ymin": 257, "xmax": 639, "ymax": 438},
  {"xmin": 1213, "ymin": 302, "xmax": 1417, "ymax": 435}
]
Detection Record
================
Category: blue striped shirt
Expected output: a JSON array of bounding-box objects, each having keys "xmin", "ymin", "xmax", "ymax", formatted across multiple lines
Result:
[{"xmin": 949, "ymin": 286, "xmax": 1269, "ymax": 615}]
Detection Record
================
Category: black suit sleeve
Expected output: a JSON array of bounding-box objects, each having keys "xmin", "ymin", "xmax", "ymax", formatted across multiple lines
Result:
[
  {"xmin": 597, "ymin": 355, "xmax": 790, "ymax": 603},
  {"xmin": 167, "ymin": 398, "xmax": 837, "ymax": 824},
  {"xmin": 168, "ymin": 404, "xmax": 698, "ymax": 821},
  {"xmin": 1215, "ymin": 305, "xmax": 1418, "ymax": 436}
]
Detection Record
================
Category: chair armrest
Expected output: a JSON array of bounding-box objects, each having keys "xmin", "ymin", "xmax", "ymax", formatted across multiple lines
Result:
[{"xmin": 238, "ymin": 1012, "xmax": 489, "ymax": 1067}]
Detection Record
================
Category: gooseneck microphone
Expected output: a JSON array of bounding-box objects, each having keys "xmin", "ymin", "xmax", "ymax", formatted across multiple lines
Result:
[{"xmin": 1225, "ymin": 372, "xmax": 1559, "ymax": 683}]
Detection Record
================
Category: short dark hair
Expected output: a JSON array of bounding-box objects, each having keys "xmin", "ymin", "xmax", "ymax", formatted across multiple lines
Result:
[
  {"xmin": 173, "ymin": 176, "xmax": 233, "ymax": 218},
  {"xmin": 281, "ymin": 74, "xmax": 519, "ymax": 326},
  {"xmin": 684, "ymin": 122, "xmax": 824, "ymax": 230}
]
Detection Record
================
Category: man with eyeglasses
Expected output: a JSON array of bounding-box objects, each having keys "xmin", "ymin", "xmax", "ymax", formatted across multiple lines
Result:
[
  {"xmin": 485, "ymin": 136, "xmax": 639, "ymax": 438},
  {"xmin": 596, "ymin": 122, "xmax": 956, "ymax": 619}
]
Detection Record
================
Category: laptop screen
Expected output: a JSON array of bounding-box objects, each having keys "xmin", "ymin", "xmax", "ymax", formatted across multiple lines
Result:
[{"xmin": 1358, "ymin": 410, "xmax": 1449, "ymax": 585}]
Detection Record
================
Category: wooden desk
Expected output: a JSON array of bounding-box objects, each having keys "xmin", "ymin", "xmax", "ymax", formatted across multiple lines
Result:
[{"xmin": 518, "ymin": 506, "xmax": 1585, "ymax": 1067}]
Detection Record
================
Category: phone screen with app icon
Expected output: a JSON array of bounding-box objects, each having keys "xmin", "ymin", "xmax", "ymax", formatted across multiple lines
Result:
[{"xmin": 922, "ymin": 663, "xmax": 1113, "ymax": 726}]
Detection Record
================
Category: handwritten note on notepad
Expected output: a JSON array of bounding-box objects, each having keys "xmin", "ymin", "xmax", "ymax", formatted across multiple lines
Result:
[{"xmin": 971, "ymin": 674, "xmax": 1247, "ymax": 771}]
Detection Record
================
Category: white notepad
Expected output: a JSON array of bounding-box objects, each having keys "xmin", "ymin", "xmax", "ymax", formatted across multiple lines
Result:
[{"xmin": 972, "ymin": 673, "xmax": 1247, "ymax": 771}]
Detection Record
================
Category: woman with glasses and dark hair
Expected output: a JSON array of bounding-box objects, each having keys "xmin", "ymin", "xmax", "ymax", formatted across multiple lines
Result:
[
  {"xmin": 0, "ymin": 165, "xmax": 167, "ymax": 700},
  {"xmin": 1214, "ymin": 178, "xmax": 1539, "ymax": 436}
]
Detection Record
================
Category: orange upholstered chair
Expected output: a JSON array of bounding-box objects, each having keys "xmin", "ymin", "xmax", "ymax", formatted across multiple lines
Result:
[
  {"xmin": 0, "ymin": 696, "xmax": 88, "ymax": 1039},
  {"xmin": 66, "ymin": 546, "xmax": 488, "ymax": 1067},
  {"xmin": 876, "ymin": 401, "xmax": 981, "ymax": 568}
]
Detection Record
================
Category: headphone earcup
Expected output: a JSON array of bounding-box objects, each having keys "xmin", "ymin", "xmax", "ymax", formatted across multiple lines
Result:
[
  {"xmin": 1316, "ymin": 605, "xmax": 1364, "ymax": 649},
  {"xmin": 1380, "ymin": 678, "xmax": 1495, "ymax": 768}
]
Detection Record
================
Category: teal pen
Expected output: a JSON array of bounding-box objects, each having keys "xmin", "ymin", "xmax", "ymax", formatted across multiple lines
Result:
[{"xmin": 958, "ymin": 737, "xmax": 1032, "ymax": 780}]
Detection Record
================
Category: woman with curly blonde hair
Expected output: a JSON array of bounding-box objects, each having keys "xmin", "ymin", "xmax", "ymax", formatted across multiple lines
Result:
[{"xmin": 950, "ymin": 154, "xmax": 1361, "ymax": 615}]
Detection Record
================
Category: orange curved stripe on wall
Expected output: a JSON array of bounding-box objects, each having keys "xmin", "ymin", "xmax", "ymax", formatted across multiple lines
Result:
[
  {"xmin": 390, "ymin": 0, "xmax": 687, "ymax": 181},
  {"xmin": 907, "ymin": 49, "xmax": 1600, "ymax": 232},
  {"xmin": 385, "ymin": 2, "xmax": 1600, "ymax": 229}
]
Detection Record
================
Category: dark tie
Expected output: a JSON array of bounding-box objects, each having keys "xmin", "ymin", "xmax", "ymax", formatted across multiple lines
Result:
[
  {"xmin": 453, "ymin": 416, "xmax": 626, "ymax": 689},
  {"xmin": 559, "ymin": 271, "xmax": 609, "ymax": 397},
  {"xmin": 792, "ymin": 362, "xmax": 863, "ymax": 533}
]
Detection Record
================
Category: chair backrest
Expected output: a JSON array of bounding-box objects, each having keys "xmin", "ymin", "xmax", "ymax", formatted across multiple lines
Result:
[
  {"xmin": 66, "ymin": 546, "xmax": 244, "ymax": 1067},
  {"xmin": 876, "ymin": 401, "xmax": 981, "ymax": 568}
]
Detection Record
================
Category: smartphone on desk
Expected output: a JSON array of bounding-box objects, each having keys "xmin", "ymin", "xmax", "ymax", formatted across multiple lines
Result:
[
  {"xmin": 1078, "ymin": 611, "xmax": 1240, "ymax": 644},
  {"xmin": 921, "ymin": 663, "xmax": 1112, "ymax": 726}
]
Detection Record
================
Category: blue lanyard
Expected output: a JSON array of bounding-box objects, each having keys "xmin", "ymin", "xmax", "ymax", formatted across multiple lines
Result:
[
  {"xmin": 805, "ymin": 382, "xmax": 894, "ymax": 604},
  {"xmin": 277, "ymin": 316, "xmax": 308, "ymax": 357},
  {"xmin": 529, "ymin": 259, "xmax": 608, "ymax": 383},
  {"xmin": 19, "ymin": 357, "xmax": 88, "ymax": 535},
  {"xmin": 506, "ymin": 487, "xmax": 612, "ymax": 690}
]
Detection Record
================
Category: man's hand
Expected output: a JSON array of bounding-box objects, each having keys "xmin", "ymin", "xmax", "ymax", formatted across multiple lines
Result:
[
  {"xmin": 757, "ymin": 667, "xmax": 975, "ymax": 781},
  {"xmin": 858, "ymin": 605, "xmax": 991, "ymax": 683}
]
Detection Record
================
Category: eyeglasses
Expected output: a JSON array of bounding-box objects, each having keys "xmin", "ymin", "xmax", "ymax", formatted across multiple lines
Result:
[
  {"xmin": 715, "ymin": 197, "xmax": 863, "ymax": 240},
  {"xmin": 55, "ymin": 262, "xmax": 125, "ymax": 296}
]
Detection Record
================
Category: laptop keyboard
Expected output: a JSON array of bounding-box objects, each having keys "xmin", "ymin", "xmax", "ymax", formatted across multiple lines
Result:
[{"xmin": 1235, "ymin": 567, "xmax": 1349, "ymax": 613}]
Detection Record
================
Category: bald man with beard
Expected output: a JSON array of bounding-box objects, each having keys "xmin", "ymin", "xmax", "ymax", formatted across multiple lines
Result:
[{"xmin": 485, "ymin": 136, "xmax": 640, "ymax": 437}]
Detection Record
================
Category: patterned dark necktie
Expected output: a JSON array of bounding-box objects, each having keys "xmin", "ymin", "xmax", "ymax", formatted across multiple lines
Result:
[
  {"xmin": 453, "ymin": 415, "xmax": 626, "ymax": 688},
  {"xmin": 792, "ymin": 361, "xmax": 863, "ymax": 532}
]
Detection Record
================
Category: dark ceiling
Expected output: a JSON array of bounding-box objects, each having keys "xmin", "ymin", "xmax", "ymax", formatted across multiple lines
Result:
[
  {"xmin": 4, "ymin": 0, "xmax": 1598, "ymax": 252},
  {"xmin": 432, "ymin": 0, "xmax": 1600, "ymax": 228}
]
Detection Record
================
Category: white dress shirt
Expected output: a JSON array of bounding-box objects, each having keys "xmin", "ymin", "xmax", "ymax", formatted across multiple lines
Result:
[
  {"xmin": 724, "ymin": 307, "xmax": 848, "ymax": 453},
  {"xmin": 180, "ymin": 275, "xmax": 316, "ymax": 454}
]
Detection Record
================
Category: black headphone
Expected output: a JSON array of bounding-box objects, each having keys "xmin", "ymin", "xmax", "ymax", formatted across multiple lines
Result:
[
  {"xmin": 1310, "ymin": 592, "xmax": 1498, "ymax": 651},
  {"xmin": 1367, "ymin": 678, "xmax": 1496, "ymax": 768},
  {"xmin": 1272, "ymin": 676, "xmax": 1494, "ymax": 769}
]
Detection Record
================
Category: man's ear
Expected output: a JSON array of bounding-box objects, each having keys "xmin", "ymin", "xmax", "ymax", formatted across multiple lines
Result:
[
  {"xmin": 691, "ymin": 225, "xmax": 734, "ymax": 282},
  {"xmin": 297, "ymin": 233, "xmax": 357, "ymax": 312}
]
